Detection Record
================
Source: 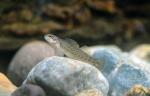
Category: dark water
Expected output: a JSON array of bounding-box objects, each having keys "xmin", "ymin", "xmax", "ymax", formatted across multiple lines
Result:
[{"xmin": 0, "ymin": 50, "xmax": 16, "ymax": 74}]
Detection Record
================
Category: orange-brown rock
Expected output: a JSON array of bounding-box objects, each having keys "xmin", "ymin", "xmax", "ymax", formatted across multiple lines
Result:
[
  {"xmin": 125, "ymin": 85, "xmax": 150, "ymax": 96},
  {"xmin": 0, "ymin": 73, "xmax": 17, "ymax": 96}
]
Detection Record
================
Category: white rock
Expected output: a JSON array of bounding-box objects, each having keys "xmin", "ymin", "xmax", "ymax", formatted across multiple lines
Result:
[
  {"xmin": 87, "ymin": 46, "xmax": 150, "ymax": 96},
  {"xmin": 130, "ymin": 44, "xmax": 150, "ymax": 63},
  {"xmin": 23, "ymin": 56, "xmax": 109, "ymax": 96},
  {"xmin": 108, "ymin": 54, "xmax": 150, "ymax": 96},
  {"xmin": 92, "ymin": 49, "xmax": 121, "ymax": 77}
]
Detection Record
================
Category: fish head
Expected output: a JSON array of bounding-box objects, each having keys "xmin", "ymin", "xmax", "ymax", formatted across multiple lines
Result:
[{"xmin": 44, "ymin": 34, "xmax": 60, "ymax": 48}]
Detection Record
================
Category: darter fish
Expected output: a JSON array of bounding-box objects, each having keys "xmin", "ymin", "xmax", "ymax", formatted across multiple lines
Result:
[{"xmin": 44, "ymin": 34, "xmax": 104, "ymax": 70}]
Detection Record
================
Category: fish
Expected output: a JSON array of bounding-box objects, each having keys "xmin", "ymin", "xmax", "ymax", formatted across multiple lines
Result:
[{"xmin": 44, "ymin": 34, "xmax": 104, "ymax": 70}]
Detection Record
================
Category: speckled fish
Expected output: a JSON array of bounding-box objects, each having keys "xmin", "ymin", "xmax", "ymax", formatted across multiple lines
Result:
[{"xmin": 44, "ymin": 34, "xmax": 104, "ymax": 70}]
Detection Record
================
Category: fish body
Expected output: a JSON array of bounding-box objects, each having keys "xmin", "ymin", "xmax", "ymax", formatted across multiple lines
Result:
[{"xmin": 44, "ymin": 34, "xmax": 103, "ymax": 70}]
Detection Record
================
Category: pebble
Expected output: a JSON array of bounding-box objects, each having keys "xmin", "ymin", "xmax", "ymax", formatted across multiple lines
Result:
[
  {"xmin": 84, "ymin": 45, "xmax": 150, "ymax": 96},
  {"xmin": 11, "ymin": 84, "xmax": 46, "ymax": 96},
  {"xmin": 7, "ymin": 40, "xmax": 63, "ymax": 86},
  {"xmin": 129, "ymin": 54, "xmax": 150, "ymax": 69},
  {"xmin": 23, "ymin": 56, "xmax": 109, "ymax": 96},
  {"xmin": 130, "ymin": 44, "xmax": 150, "ymax": 62},
  {"xmin": 108, "ymin": 53, "xmax": 150, "ymax": 96},
  {"xmin": 82, "ymin": 45, "xmax": 122, "ymax": 77},
  {"xmin": 92, "ymin": 49, "xmax": 121, "ymax": 77},
  {"xmin": 0, "ymin": 73, "xmax": 17, "ymax": 96}
]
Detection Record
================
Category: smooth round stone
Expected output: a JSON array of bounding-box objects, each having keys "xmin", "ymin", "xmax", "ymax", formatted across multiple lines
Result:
[
  {"xmin": 0, "ymin": 73, "xmax": 17, "ymax": 96},
  {"xmin": 129, "ymin": 54, "xmax": 150, "ymax": 68},
  {"xmin": 82, "ymin": 45, "xmax": 122, "ymax": 56},
  {"xmin": 108, "ymin": 54, "xmax": 150, "ymax": 96},
  {"xmin": 23, "ymin": 56, "xmax": 109, "ymax": 96},
  {"xmin": 91, "ymin": 49, "xmax": 121, "ymax": 77},
  {"xmin": 130, "ymin": 44, "xmax": 150, "ymax": 62},
  {"xmin": 11, "ymin": 84, "xmax": 46, "ymax": 96},
  {"xmin": 7, "ymin": 40, "xmax": 63, "ymax": 86},
  {"xmin": 75, "ymin": 89, "xmax": 103, "ymax": 96}
]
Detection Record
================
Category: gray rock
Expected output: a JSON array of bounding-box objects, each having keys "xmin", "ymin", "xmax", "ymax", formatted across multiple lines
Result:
[
  {"xmin": 11, "ymin": 84, "xmax": 46, "ymax": 96},
  {"xmin": 86, "ymin": 46, "xmax": 150, "ymax": 96},
  {"xmin": 7, "ymin": 40, "xmax": 63, "ymax": 86},
  {"xmin": 108, "ymin": 54, "xmax": 150, "ymax": 96},
  {"xmin": 23, "ymin": 56, "xmax": 109, "ymax": 96},
  {"xmin": 92, "ymin": 49, "xmax": 121, "ymax": 77},
  {"xmin": 82, "ymin": 45, "xmax": 122, "ymax": 77}
]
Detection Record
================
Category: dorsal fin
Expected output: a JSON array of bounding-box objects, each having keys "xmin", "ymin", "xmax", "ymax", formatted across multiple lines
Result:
[{"xmin": 64, "ymin": 38, "xmax": 79, "ymax": 48}]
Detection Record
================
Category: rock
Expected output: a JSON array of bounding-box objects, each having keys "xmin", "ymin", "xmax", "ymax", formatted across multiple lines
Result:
[
  {"xmin": 11, "ymin": 84, "xmax": 46, "ymax": 96},
  {"xmin": 75, "ymin": 88, "xmax": 103, "ymax": 96},
  {"xmin": 7, "ymin": 40, "xmax": 63, "ymax": 86},
  {"xmin": 129, "ymin": 54, "xmax": 150, "ymax": 70},
  {"xmin": 130, "ymin": 44, "xmax": 150, "ymax": 62},
  {"xmin": 84, "ymin": 46, "xmax": 150, "ymax": 96},
  {"xmin": 125, "ymin": 84, "xmax": 150, "ymax": 96},
  {"xmin": 82, "ymin": 45, "xmax": 122, "ymax": 56},
  {"xmin": 82, "ymin": 45, "xmax": 122, "ymax": 77},
  {"xmin": 92, "ymin": 49, "xmax": 121, "ymax": 77},
  {"xmin": 108, "ymin": 53, "xmax": 150, "ymax": 96},
  {"xmin": 0, "ymin": 73, "xmax": 17, "ymax": 96},
  {"xmin": 23, "ymin": 56, "xmax": 109, "ymax": 96}
]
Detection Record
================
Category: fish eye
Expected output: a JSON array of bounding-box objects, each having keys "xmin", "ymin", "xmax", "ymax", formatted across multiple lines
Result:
[
  {"xmin": 48, "ymin": 35, "xmax": 54, "ymax": 39},
  {"xmin": 48, "ymin": 34, "xmax": 57, "ymax": 41}
]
